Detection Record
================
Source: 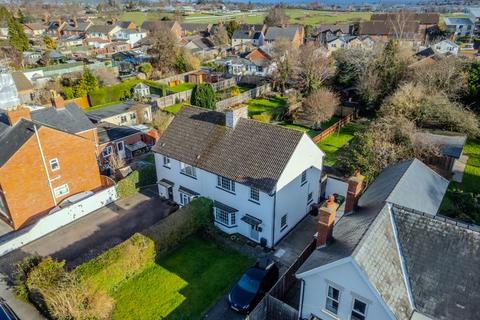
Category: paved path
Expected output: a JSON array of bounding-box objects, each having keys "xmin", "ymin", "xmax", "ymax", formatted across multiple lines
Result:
[
  {"xmin": 452, "ymin": 155, "xmax": 468, "ymax": 183},
  {"xmin": 0, "ymin": 187, "xmax": 174, "ymax": 319}
]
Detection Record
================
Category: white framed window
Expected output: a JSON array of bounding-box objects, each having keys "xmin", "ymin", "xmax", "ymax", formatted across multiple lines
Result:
[
  {"xmin": 217, "ymin": 176, "xmax": 235, "ymax": 193},
  {"xmin": 53, "ymin": 184, "xmax": 69, "ymax": 198},
  {"xmin": 180, "ymin": 162, "xmax": 196, "ymax": 178},
  {"xmin": 144, "ymin": 110, "xmax": 150, "ymax": 120},
  {"xmin": 214, "ymin": 207, "xmax": 236, "ymax": 226},
  {"xmin": 351, "ymin": 298, "xmax": 368, "ymax": 320},
  {"xmin": 102, "ymin": 146, "xmax": 113, "ymax": 157},
  {"xmin": 308, "ymin": 192, "xmax": 313, "ymax": 203},
  {"xmin": 130, "ymin": 113, "xmax": 136, "ymax": 120},
  {"xmin": 301, "ymin": 170, "xmax": 307, "ymax": 185},
  {"xmin": 0, "ymin": 191, "xmax": 8, "ymax": 215},
  {"xmin": 120, "ymin": 115, "xmax": 127, "ymax": 123},
  {"xmin": 163, "ymin": 156, "xmax": 171, "ymax": 168},
  {"xmin": 116, "ymin": 141, "xmax": 124, "ymax": 152},
  {"xmin": 49, "ymin": 158, "xmax": 60, "ymax": 171},
  {"xmin": 281, "ymin": 214, "xmax": 288, "ymax": 231},
  {"xmin": 250, "ymin": 187, "xmax": 259, "ymax": 202},
  {"xmin": 326, "ymin": 285, "xmax": 340, "ymax": 315},
  {"xmin": 179, "ymin": 192, "xmax": 192, "ymax": 206}
]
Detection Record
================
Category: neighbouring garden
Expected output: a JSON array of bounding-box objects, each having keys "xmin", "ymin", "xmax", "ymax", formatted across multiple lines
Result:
[
  {"xmin": 13, "ymin": 198, "xmax": 253, "ymax": 320},
  {"xmin": 317, "ymin": 122, "xmax": 363, "ymax": 167}
]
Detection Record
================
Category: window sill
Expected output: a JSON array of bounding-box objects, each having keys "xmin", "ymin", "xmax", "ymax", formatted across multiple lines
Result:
[
  {"xmin": 280, "ymin": 225, "xmax": 288, "ymax": 232},
  {"xmin": 307, "ymin": 199, "xmax": 313, "ymax": 205},
  {"xmin": 180, "ymin": 172, "xmax": 197, "ymax": 179},
  {"xmin": 301, "ymin": 181, "xmax": 307, "ymax": 187},
  {"xmin": 163, "ymin": 165, "xmax": 171, "ymax": 169},
  {"xmin": 215, "ymin": 220, "xmax": 237, "ymax": 228},
  {"xmin": 216, "ymin": 186, "xmax": 236, "ymax": 195},
  {"xmin": 321, "ymin": 309, "xmax": 340, "ymax": 320},
  {"xmin": 248, "ymin": 199, "xmax": 260, "ymax": 205}
]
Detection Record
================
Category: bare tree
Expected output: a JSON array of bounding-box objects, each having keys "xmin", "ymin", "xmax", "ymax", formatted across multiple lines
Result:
[
  {"xmin": 298, "ymin": 43, "xmax": 334, "ymax": 94},
  {"xmin": 264, "ymin": 6, "xmax": 289, "ymax": 26},
  {"xmin": 148, "ymin": 27, "xmax": 179, "ymax": 75},
  {"xmin": 212, "ymin": 25, "xmax": 229, "ymax": 47},
  {"xmin": 151, "ymin": 110, "xmax": 174, "ymax": 135},
  {"xmin": 271, "ymin": 38, "xmax": 299, "ymax": 94},
  {"xmin": 300, "ymin": 88, "xmax": 340, "ymax": 129},
  {"xmin": 108, "ymin": 152, "xmax": 126, "ymax": 178},
  {"xmin": 388, "ymin": 10, "xmax": 415, "ymax": 41}
]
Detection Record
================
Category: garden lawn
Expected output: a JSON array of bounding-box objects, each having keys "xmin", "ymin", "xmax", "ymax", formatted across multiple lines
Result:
[
  {"xmin": 168, "ymin": 82, "xmax": 195, "ymax": 93},
  {"xmin": 164, "ymin": 103, "xmax": 184, "ymax": 115},
  {"xmin": 441, "ymin": 138, "xmax": 480, "ymax": 214},
  {"xmin": 110, "ymin": 236, "xmax": 252, "ymax": 320},
  {"xmin": 281, "ymin": 117, "xmax": 341, "ymax": 138},
  {"xmin": 317, "ymin": 123, "xmax": 361, "ymax": 167},
  {"xmin": 248, "ymin": 96, "xmax": 287, "ymax": 119}
]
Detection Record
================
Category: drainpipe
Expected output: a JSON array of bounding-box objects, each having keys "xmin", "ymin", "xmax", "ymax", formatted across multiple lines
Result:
[
  {"xmin": 271, "ymin": 190, "xmax": 277, "ymax": 248},
  {"xmin": 34, "ymin": 125, "xmax": 57, "ymax": 206},
  {"xmin": 298, "ymin": 279, "xmax": 305, "ymax": 320}
]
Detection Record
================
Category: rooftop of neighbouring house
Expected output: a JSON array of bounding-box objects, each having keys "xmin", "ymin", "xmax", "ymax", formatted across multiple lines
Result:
[
  {"xmin": 87, "ymin": 102, "xmax": 150, "ymax": 121},
  {"xmin": 418, "ymin": 132, "xmax": 466, "ymax": 158},
  {"xmin": 264, "ymin": 25, "xmax": 301, "ymax": 41},
  {"xmin": 296, "ymin": 158, "xmax": 479, "ymax": 320},
  {"xmin": 152, "ymin": 105, "xmax": 315, "ymax": 194},
  {"xmin": 96, "ymin": 122, "xmax": 143, "ymax": 145}
]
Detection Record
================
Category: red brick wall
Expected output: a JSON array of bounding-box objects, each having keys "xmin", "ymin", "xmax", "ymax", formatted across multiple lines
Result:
[{"xmin": 0, "ymin": 126, "xmax": 102, "ymax": 229}]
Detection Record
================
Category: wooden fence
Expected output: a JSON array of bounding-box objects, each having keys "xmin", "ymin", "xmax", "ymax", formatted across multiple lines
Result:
[
  {"xmin": 247, "ymin": 237, "xmax": 317, "ymax": 320},
  {"xmin": 216, "ymin": 84, "xmax": 271, "ymax": 111},
  {"xmin": 312, "ymin": 113, "xmax": 354, "ymax": 143},
  {"xmin": 153, "ymin": 78, "xmax": 237, "ymax": 109},
  {"xmin": 155, "ymin": 70, "xmax": 200, "ymax": 85}
]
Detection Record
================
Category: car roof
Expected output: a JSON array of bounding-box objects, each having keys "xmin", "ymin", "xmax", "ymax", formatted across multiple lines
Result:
[{"xmin": 245, "ymin": 267, "xmax": 267, "ymax": 280}]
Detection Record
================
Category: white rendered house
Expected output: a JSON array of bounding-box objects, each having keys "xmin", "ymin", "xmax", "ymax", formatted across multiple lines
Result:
[{"xmin": 153, "ymin": 105, "xmax": 324, "ymax": 247}]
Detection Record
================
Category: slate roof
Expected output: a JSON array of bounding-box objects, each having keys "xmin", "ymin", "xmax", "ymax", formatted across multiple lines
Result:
[
  {"xmin": 418, "ymin": 132, "xmax": 466, "ymax": 158},
  {"xmin": 30, "ymin": 104, "xmax": 95, "ymax": 134},
  {"xmin": 152, "ymin": 106, "xmax": 304, "ymax": 194},
  {"xmin": 314, "ymin": 24, "xmax": 352, "ymax": 34},
  {"xmin": 87, "ymin": 102, "xmax": 149, "ymax": 121},
  {"xmin": 96, "ymin": 122, "xmax": 142, "ymax": 145},
  {"xmin": 0, "ymin": 119, "xmax": 38, "ymax": 167},
  {"xmin": 415, "ymin": 47, "xmax": 435, "ymax": 58},
  {"xmin": 265, "ymin": 26, "xmax": 299, "ymax": 41},
  {"xmin": 358, "ymin": 159, "xmax": 448, "ymax": 215},
  {"xmin": 394, "ymin": 207, "xmax": 480, "ymax": 320},
  {"xmin": 232, "ymin": 29, "xmax": 252, "ymax": 40}
]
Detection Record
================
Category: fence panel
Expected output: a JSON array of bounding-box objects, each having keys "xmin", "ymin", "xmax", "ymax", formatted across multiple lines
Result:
[
  {"xmin": 216, "ymin": 84, "xmax": 271, "ymax": 111},
  {"xmin": 266, "ymin": 295, "xmax": 299, "ymax": 320},
  {"xmin": 312, "ymin": 113, "xmax": 354, "ymax": 143}
]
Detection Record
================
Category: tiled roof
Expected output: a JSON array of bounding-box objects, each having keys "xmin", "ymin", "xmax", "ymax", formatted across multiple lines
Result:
[
  {"xmin": 358, "ymin": 20, "xmax": 419, "ymax": 36},
  {"xmin": 87, "ymin": 25, "xmax": 116, "ymax": 34},
  {"xmin": 265, "ymin": 26, "xmax": 300, "ymax": 41},
  {"xmin": 31, "ymin": 103, "xmax": 95, "ymax": 134},
  {"xmin": 152, "ymin": 106, "xmax": 304, "ymax": 194}
]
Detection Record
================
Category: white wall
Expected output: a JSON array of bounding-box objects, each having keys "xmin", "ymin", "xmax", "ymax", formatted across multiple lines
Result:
[
  {"xmin": 324, "ymin": 177, "xmax": 348, "ymax": 199},
  {"xmin": 155, "ymin": 153, "xmax": 275, "ymax": 246},
  {"xmin": 299, "ymin": 259, "xmax": 394, "ymax": 320},
  {"xmin": 0, "ymin": 186, "xmax": 118, "ymax": 257}
]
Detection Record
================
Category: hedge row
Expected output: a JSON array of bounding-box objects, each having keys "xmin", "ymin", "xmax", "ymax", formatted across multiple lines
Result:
[
  {"xmin": 116, "ymin": 165, "xmax": 157, "ymax": 199},
  {"xmin": 74, "ymin": 198, "xmax": 213, "ymax": 293}
]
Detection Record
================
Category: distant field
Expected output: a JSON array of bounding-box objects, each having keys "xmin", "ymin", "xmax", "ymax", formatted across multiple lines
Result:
[{"xmin": 119, "ymin": 9, "xmax": 371, "ymax": 26}]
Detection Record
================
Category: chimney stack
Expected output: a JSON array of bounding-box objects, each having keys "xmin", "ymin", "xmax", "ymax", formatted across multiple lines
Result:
[
  {"xmin": 6, "ymin": 106, "xmax": 31, "ymax": 126},
  {"xmin": 225, "ymin": 104, "xmax": 248, "ymax": 129},
  {"xmin": 317, "ymin": 195, "xmax": 338, "ymax": 248},
  {"xmin": 344, "ymin": 170, "xmax": 365, "ymax": 215},
  {"xmin": 50, "ymin": 90, "xmax": 65, "ymax": 109}
]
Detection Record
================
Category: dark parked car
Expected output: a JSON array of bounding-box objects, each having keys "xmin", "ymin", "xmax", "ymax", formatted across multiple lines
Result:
[
  {"xmin": 228, "ymin": 258, "xmax": 279, "ymax": 313},
  {"xmin": 0, "ymin": 298, "xmax": 20, "ymax": 320}
]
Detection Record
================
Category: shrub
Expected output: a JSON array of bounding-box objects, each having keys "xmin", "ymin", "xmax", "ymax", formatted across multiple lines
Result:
[
  {"xmin": 252, "ymin": 112, "xmax": 272, "ymax": 123},
  {"xmin": 191, "ymin": 84, "xmax": 216, "ymax": 110},
  {"xmin": 16, "ymin": 257, "xmax": 114, "ymax": 320},
  {"xmin": 74, "ymin": 234, "xmax": 155, "ymax": 293},
  {"xmin": 231, "ymin": 86, "xmax": 241, "ymax": 97},
  {"xmin": 116, "ymin": 165, "xmax": 157, "ymax": 199}
]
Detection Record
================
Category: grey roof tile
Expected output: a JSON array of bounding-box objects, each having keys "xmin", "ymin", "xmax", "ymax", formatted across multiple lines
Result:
[
  {"xmin": 152, "ymin": 106, "xmax": 304, "ymax": 194},
  {"xmin": 31, "ymin": 104, "xmax": 95, "ymax": 134}
]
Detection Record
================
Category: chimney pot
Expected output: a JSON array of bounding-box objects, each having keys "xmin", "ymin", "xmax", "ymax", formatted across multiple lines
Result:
[
  {"xmin": 316, "ymin": 195, "xmax": 338, "ymax": 248},
  {"xmin": 344, "ymin": 171, "xmax": 365, "ymax": 215},
  {"xmin": 51, "ymin": 90, "xmax": 65, "ymax": 109},
  {"xmin": 225, "ymin": 104, "xmax": 248, "ymax": 129}
]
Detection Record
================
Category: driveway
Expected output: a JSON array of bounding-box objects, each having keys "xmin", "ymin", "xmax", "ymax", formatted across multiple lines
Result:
[
  {"xmin": 203, "ymin": 296, "xmax": 244, "ymax": 320},
  {"xmin": 0, "ymin": 187, "xmax": 174, "ymax": 319}
]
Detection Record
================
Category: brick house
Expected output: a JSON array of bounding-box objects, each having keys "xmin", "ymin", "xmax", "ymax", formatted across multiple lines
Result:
[{"xmin": 0, "ymin": 102, "xmax": 103, "ymax": 229}]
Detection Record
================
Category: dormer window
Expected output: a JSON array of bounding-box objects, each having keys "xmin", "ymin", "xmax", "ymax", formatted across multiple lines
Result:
[
  {"xmin": 180, "ymin": 162, "xmax": 196, "ymax": 178},
  {"xmin": 49, "ymin": 158, "xmax": 60, "ymax": 171}
]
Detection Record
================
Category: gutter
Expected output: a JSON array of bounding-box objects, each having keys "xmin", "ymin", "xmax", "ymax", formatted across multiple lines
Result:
[
  {"xmin": 298, "ymin": 278, "xmax": 305, "ymax": 320},
  {"xmin": 271, "ymin": 190, "xmax": 277, "ymax": 248}
]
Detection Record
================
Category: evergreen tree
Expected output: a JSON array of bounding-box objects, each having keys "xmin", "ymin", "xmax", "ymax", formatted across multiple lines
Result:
[
  {"xmin": 191, "ymin": 84, "xmax": 216, "ymax": 110},
  {"xmin": 0, "ymin": 6, "xmax": 29, "ymax": 52}
]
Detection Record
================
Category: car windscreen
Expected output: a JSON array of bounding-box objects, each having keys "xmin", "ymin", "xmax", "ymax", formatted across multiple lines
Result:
[{"xmin": 238, "ymin": 273, "xmax": 261, "ymax": 294}]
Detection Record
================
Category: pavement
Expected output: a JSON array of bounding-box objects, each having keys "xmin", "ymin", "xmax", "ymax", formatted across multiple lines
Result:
[
  {"xmin": 0, "ymin": 186, "xmax": 175, "ymax": 319},
  {"xmin": 452, "ymin": 155, "xmax": 468, "ymax": 183}
]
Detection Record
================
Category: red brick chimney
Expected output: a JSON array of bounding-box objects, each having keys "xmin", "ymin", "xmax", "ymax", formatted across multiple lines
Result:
[
  {"xmin": 6, "ymin": 107, "xmax": 31, "ymax": 126},
  {"xmin": 344, "ymin": 171, "xmax": 365, "ymax": 215},
  {"xmin": 51, "ymin": 90, "xmax": 65, "ymax": 109},
  {"xmin": 316, "ymin": 195, "xmax": 338, "ymax": 248}
]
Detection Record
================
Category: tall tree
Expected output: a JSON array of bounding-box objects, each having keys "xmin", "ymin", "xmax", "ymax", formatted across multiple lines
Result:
[
  {"xmin": 191, "ymin": 84, "xmax": 216, "ymax": 110},
  {"xmin": 298, "ymin": 43, "xmax": 334, "ymax": 95},
  {"xmin": 299, "ymin": 88, "xmax": 339, "ymax": 129},
  {"xmin": 212, "ymin": 25, "xmax": 229, "ymax": 47},
  {"xmin": 226, "ymin": 20, "xmax": 240, "ymax": 38},
  {"xmin": 264, "ymin": 6, "xmax": 288, "ymax": 26},
  {"xmin": 148, "ymin": 27, "xmax": 178, "ymax": 74},
  {"xmin": 271, "ymin": 39, "xmax": 299, "ymax": 94}
]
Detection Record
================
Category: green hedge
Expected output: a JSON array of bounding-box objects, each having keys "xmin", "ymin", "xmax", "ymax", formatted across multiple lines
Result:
[
  {"xmin": 74, "ymin": 198, "xmax": 213, "ymax": 292},
  {"xmin": 116, "ymin": 165, "xmax": 156, "ymax": 199}
]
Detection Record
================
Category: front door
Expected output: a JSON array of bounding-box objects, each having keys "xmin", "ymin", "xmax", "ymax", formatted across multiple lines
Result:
[
  {"xmin": 116, "ymin": 141, "xmax": 126, "ymax": 159},
  {"xmin": 167, "ymin": 186, "xmax": 173, "ymax": 201}
]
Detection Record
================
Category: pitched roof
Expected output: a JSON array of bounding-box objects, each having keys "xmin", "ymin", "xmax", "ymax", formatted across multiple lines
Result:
[
  {"xmin": 418, "ymin": 132, "xmax": 466, "ymax": 158},
  {"xmin": 358, "ymin": 20, "xmax": 419, "ymax": 36},
  {"xmin": 141, "ymin": 21, "xmax": 176, "ymax": 32},
  {"xmin": 152, "ymin": 106, "xmax": 305, "ymax": 194},
  {"xmin": 265, "ymin": 26, "xmax": 300, "ymax": 41},
  {"xmin": 11, "ymin": 71, "xmax": 33, "ymax": 92},
  {"xmin": 116, "ymin": 21, "xmax": 135, "ymax": 29},
  {"xmin": 232, "ymin": 29, "xmax": 252, "ymax": 40},
  {"xmin": 0, "ymin": 119, "xmax": 38, "ymax": 167},
  {"xmin": 358, "ymin": 159, "xmax": 448, "ymax": 215},
  {"xmin": 87, "ymin": 25, "xmax": 116, "ymax": 34},
  {"xmin": 394, "ymin": 207, "xmax": 480, "ymax": 319},
  {"xmin": 469, "ymin": 7, "xmax": 480, "ymax": 17},
  {"xmin": 30, "ymin": 104, "xmax": 95, "ymax": 134},
  {"xmin": 96, "ymin": 122, "xmax": 142, "ymax": 145},
  {"xmin": 314, "ymin": 24, "xmax": 352, "ymax": 34},
  {"xmin": 443, "ymin": 17, "xmax": 473, "ymax": 26}
]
